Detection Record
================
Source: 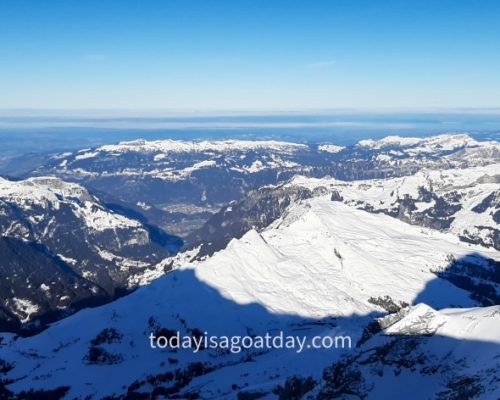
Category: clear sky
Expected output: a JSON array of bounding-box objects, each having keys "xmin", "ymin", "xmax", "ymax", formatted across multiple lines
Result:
[{"xmin": 1, "ymin": 0, "xmax": 500, "ymax": 111}]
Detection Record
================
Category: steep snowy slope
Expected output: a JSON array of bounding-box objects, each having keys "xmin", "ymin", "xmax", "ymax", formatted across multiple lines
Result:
[
  {"xmin": 0, "ymin": 176, "xmax": 177, "ymax": 331},
  {"xmin": 193, "ymin": 199, "xmax": 498, "ymax": 314},
  {"xmin": 1, "ymin": 193, "xmax": 498, "ymax": 399},
  {"xmin": 287, "ymin": 163, "xmax": 500, "ymax": 250},
  {"xmin": 172, "ymin": 162, "xmax": 499, "ymax": 280}
]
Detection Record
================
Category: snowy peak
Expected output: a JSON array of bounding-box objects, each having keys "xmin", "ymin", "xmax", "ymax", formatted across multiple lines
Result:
[
  {"xmin": 0, "ymin": 175, "xmax": 140, "ymax": 231},
  {"xmin": 0, "ymin": 176, "xmax": 94, "ymax": 205},
  {"xmin": 192, "ymin": 195, "xmax": 499, "ymax": 317}
]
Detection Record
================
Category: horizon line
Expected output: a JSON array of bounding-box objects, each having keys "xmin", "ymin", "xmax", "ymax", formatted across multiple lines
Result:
[{"xmin": 2, "ymin": 107, "xmax": 500, "ymax": 118}]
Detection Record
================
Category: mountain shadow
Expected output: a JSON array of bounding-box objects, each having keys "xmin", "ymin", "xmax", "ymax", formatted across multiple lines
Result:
[
  {"xmin": 0, "ymin": 237, "xmax": 112, "ymax": 334},
  {"xmin": 0, "ymin": 253, "xmax": 499, "ymax": 399},
  {"xmin": 414, "ymin": 252, "xmax": 500, "ymax": 307}
]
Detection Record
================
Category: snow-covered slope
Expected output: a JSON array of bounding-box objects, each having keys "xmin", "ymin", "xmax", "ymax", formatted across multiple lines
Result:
[
  {"xmin": 314, "ymin": 305, "xmax": 500, "ymax": 400},
  {"xmin": 287, "ymin": 163, "xmax": 500, "ymax": 250},
  {"xmin": 357, "ymin": 133, "xmax": 479, "ymax": 151},
  {"xmin": 0, "ymin": 176, "xmax": 141, "ymax": 232},
  {"xmin": 354, "ymin": 133, "xmax": 500, "ymax": 172},
  {"xmin": 357, "ymin": 133, "xmax": 499, "ymax": 161},
  {"xmin": 1, "ymin": 191, "xmax": 498, "ymax": 399},
  {"xmin": 47, "ymin": 139, "xmax": 308, "ymax": 183},
  {"xmin": 318, "ymin": 144, "xmax": 345, "ymax": 154},
  {"xmin": 0, "ymin": 176, "xmax": 177, "ymax": 331},
  {"xmin": 95, "ymin": 138, "xmax": 308, "ymax": 155}
]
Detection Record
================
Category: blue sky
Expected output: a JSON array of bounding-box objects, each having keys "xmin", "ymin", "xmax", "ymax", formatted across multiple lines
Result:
[{"xmin": 1, "ymin": 0, "xmax": 500, "ymax": 110}]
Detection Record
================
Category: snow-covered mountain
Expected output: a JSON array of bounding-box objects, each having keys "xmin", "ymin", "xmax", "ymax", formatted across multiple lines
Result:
[
  {"xmin": 0, "ymin": 176, "xmax": 178, "ymax": 332},
  {"xmin": 285, "ymin": 163, "xmax": 500, "ymax": 251},
  {"xmin": 174, "ymin": 163, "xmax": 499, "ymax": 276},
  {"xmin": 1, "ymin": 187, "xmax": 498, "ymax": 399},
  {"xmin": 356, "ymin": 133, "xmax": 500, "ymax": 167}
]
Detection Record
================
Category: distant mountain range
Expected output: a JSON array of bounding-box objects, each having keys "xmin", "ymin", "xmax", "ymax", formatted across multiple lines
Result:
[
  {"xmin": 3, "ymin": 134, "xmax": 497, "ymax": 238},
  {"xmin": 0, "ymin": 133, "xmax": 499, "ymax": 399}
]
